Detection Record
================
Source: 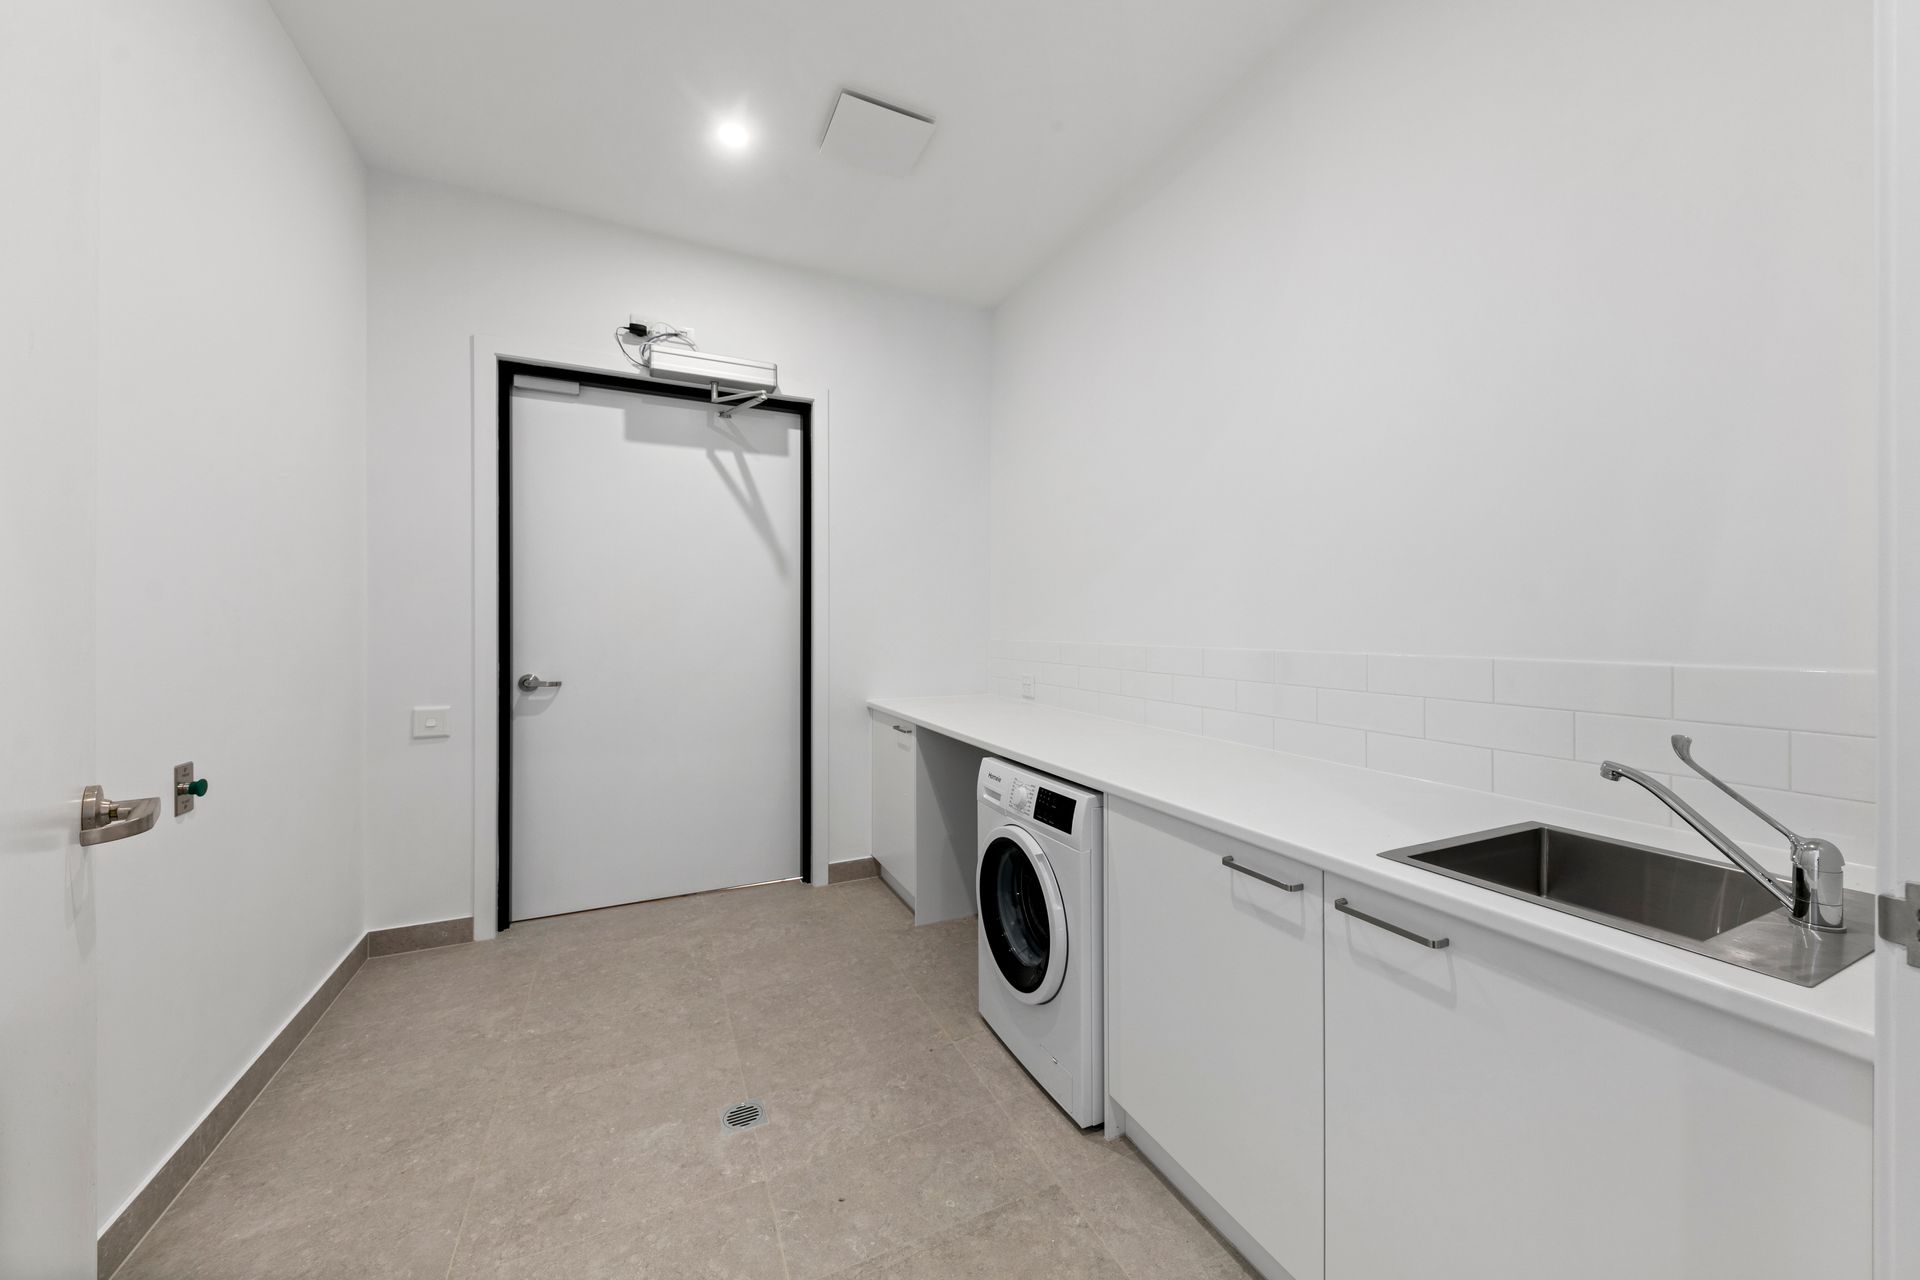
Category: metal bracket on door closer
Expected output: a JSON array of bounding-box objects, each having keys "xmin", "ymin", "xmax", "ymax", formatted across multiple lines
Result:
[{"xmin": 1880, "ymin": 883, "xmax": 1920, "ymax": 968}]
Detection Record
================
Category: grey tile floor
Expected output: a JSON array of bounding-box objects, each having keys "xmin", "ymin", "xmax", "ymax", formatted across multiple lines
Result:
[{"xmin": 117, "ymin": 877, "xmax": 1254, "ymax": 1279}]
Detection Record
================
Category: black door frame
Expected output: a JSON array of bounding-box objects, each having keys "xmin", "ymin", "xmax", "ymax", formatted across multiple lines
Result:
[{"xmin": 496, "ymin": 359, "xmax": 814, "ymax": 931}]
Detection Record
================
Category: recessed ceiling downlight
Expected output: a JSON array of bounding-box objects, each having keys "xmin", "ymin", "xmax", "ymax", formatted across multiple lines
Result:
[{"xmin": 714, "ymin": 118, "xmax": 752, "ymax": 152}]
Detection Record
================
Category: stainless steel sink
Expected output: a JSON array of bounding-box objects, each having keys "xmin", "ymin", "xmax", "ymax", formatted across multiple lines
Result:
[{"xmin": 1380, "ymin": 823, "xmax": 1876, "ymax": 986}]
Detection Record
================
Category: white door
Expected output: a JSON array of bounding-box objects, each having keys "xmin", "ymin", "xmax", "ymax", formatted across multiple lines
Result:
[
  {"xmin": 0, "ymin": 3, "xmax": 100, "ymax": 1272},
  {"xmin": 1879, "ymin": 1, "xmax": 1920, "ymax": 1271},
  {"xmin": 508, "ymin": 380, "xmax": 805, "ymax": 920}
]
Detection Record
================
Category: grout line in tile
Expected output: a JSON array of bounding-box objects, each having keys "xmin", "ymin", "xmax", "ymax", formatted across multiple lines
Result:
[
  {"xmin": 763, "ymin": 1179, "xmax": 794, "ymax": 1280},
  {"xmin": 807, "ymin": 1183, "xmax": 1047, "ymax": 1280},
  {"xmin": 439, "ymin": 936, "xmax": 576, "ymax": 1279}
]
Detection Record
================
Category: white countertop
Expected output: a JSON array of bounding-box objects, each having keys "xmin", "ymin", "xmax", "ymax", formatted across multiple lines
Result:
[{"xmin": 869, "ymin": 693, "xmax": 1874, "ymax": 1061}]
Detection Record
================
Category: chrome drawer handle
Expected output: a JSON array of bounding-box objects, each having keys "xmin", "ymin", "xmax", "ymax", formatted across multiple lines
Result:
[
  {"xmin": 1334, "ymin": 897, "xmax": 1450, "ymax": 949},
  {"xmin": 892, "ymin": 724, "xmax": 913, "ymax": 734},
  {"xmin": 1223, "ymin": 856, "xmax": 1302, "ymax": 893}
]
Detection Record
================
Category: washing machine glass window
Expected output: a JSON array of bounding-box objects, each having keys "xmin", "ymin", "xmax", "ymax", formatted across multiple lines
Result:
[{"xmin": 979, "ymin": 828, "xmax": 1068, "ymax": 1004}]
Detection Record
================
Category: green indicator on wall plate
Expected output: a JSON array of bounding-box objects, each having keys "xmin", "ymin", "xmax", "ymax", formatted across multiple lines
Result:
[{"xmin": 174, "ymin": 762, "xmax": 207, "ymax": 815}]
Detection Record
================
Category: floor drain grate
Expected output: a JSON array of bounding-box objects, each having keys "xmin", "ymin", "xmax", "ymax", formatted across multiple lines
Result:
[{"xmin": 723, "ymin": 1101, "xmax": 767, "ymax": 1132}]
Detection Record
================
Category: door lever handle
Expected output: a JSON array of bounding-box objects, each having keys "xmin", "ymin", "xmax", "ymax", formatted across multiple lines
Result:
[
  {"xmin": 79, "ymin": 784, "xmax": 160, "ymax": 847},
  {"xmin": 517, "ymin": 674, "xmax": 562, "ymax": 693}
]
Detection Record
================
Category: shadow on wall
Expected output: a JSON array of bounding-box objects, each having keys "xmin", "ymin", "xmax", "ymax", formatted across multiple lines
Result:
[{"xmin": 610, "ymin": 396, "xmax": 794, "ymax": 576}]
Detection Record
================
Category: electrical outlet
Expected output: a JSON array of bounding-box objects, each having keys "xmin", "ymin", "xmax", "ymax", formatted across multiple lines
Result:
[{"xmin": 1021, "ymin": 675, "xmax": 1036, "ymax": 700}]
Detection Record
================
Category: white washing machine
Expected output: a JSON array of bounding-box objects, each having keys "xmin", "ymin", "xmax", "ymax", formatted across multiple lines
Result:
[{"xmin": 976, "ymin": 757, "xmax": 1104, "ymax": 1127}]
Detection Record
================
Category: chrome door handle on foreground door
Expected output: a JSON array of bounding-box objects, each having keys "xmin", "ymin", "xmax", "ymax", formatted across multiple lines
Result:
[
  {"xmin": 79, "ymin": 784, "xmax": 159, "ymax": 846},
  {"xmin": 517, "ymin": 674, "xmax": 563, "ymax": 693}
]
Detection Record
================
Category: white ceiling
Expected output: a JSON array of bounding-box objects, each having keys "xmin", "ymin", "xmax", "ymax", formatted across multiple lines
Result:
[{"xmin": 268, "ymin": 0, "xmax": 1320, "ymax": 304}]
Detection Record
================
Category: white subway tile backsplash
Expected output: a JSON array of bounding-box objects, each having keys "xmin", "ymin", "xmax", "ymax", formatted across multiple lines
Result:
[
  {"xmin": 1147, "ymin": 646, "xmax": 1206, "ymax": 676},
  {"xmin": 1061, "ymin": 642, "xmax": 1149, "ymax": 670},
  {"xmin": 1671, "ymin": 777, "xmax": 1877, "ymax": 859},
  {"xmin": 1172, "ymin": 674, "xmax": 1238, "ymax": 711},
  {"xmin": 1235, "ymin": 681, "xmax": 1277, "ymax": 716},
  {"xmin": 1092, "ymin": 692, "xmax": 1147, "ymax": 722},
  {"xmin": 1425, "ymin": 699, "xmax": 1573, "ymax": 757},
  {"xmin": 996, "ymin": 640, "xmax": 1061, "ymax": 663},
  {"xmin": 1140, "ymin": 700, "xmax": 1205, "ymax": 734},
  {"xmin": 1279, "ymin": 651, "xmax": 1368, "ymax": 691},
  {"xmin": 1367, "ymin": 734, "xmax": 1492, "ymax": 790},
  {"xmin": 1055, "ymin": 686, "xmax": 1102, "ymax": 715},
  {"xmin": 1035, "ymin": 682, "xmax": 1074, "ymax": 708},
  {"xmin": 1236, "ymin": 682, "xmax": 1317, "ymax": 722},
  {"xmin": 1791, "ymin": 732, "xmax": 1876, "ymax": 802},
  {"xmin": 1495, "ymin": 660, "xmax": 1672, "ymax": 717},
  {"xmin": 1204, "ymin": 648, "xmax": 1279, "ymax": 682},
  {"xmin": 1367, "ymin": 654, "xmax": 1493, "ymax": 702},
  {"xmin": 1672, "ymin": 667, "xmax": 1876, "ymax": 736},
  {"xmin": 1572, "ymin": 715, "xmax": 1789, "ymax": 789},
  {"xmin": 1119, "ymin": 670, "xmax": 1174, "ymax": 701},
  {"xmin": 1272, "ymin": 717, "xmax": 1369, "ymax": 766},
  {"xmin": 1317, "ymin": 688, "xmax": 1423, "ymax": 736},
  {"xmin": 1493, "ymin": 753, "xmax": 1675, "ymax": 827},
  {"xmin": 1240, "ymin": 681, "xmax": 1316, "ymax": 720},
  {"xmin": 1204, "ymin": 708, "xmax": 1275, "ymax": 748},
  {"xmin": 992, "ymin": 639, "xmax": 1876, "ymax": 838},
  {"xmin": 1276, "ymin": 685, "xmax": 1318, "ymax": 721}
]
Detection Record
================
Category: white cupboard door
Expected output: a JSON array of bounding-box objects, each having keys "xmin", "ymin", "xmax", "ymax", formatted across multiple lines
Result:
[
  {"xmin": 0, "ymin": 4, "xmax": 99, "ymax": 1271},
  {"xmin": 869, "ymin": 713, "xmax": 916, "ymax": 897},
  {"xmin": 1107, "ymin": 800, "xmax": 1324, "ymax": 1280},
  {"xmin": 1322, "ymin": 874, "xmax": 1871, "ymax": 1280}
]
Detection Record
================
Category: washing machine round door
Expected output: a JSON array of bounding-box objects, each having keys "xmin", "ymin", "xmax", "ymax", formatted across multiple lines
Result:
[{"xmin": 979, "ymin": 825, "xmax": 1068, "ymax": 1005}]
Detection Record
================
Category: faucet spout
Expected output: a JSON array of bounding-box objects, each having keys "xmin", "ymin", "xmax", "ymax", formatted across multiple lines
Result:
[
  {"xmin": 1596, "ymin": 760, "xmax": 1798, "ymax": 915},
  {"xmin": 1600, "ymin": 736, "xmax": 1846, "ymax": 932}
]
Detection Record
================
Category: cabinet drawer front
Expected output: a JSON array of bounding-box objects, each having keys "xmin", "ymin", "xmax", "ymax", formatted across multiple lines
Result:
[
  {"xmin": 1108, "ymin": 800, "xmax": 1325, "ymax": 1280},
  {"xmin": 1322, "ymin": 873, "xmax": 1870, "ymax": 1280}
]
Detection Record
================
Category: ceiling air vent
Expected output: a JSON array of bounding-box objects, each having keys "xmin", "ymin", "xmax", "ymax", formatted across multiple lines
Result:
[{"xmin": 819, "ymin": 90, "xmax": 936, "ymax": 177}]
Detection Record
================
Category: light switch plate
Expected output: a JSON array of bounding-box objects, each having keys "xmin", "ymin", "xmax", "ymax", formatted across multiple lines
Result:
[
  {"xmin": 412, "ymin": 706, "xmax": 452, "ymax": 739},
  {"xmin": 1021, "ymin": 675, "xmax": 1036, "ymax": 700}
]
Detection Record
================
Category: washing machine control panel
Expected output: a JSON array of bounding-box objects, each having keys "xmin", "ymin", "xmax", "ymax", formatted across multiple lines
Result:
[{"xmin": 980, "ymin": 761, "xmax": 1090, "ymax": 839}]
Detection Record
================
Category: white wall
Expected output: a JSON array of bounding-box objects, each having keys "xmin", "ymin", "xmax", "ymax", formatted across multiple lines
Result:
[
  {"xmin": 365, "ymin": 174, "xmax": 991, "ymax": 930},
  {"xmin": 94, "ymin": 0, "xmax": 367, "ymax": 1229},
  {"xmin": 991, "ymin": 0, "xmax": 1877, "ymax": 670}
]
